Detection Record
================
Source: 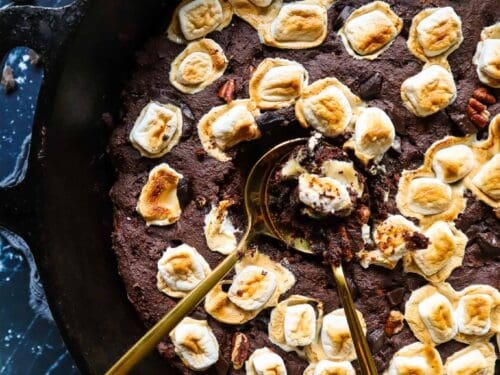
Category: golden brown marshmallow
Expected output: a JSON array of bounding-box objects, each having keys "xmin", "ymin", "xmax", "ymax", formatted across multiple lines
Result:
[
  {"xmin": 432, "ymin": 144, "xmax": 474, "ymax": 183},
  {"xmin": 170, "ymin": 39, "xmax": 227, "ymax": 94},
  {"xmin": 385, "ymin": 342, "xmax": 443, "ymax": 375},
  {"xmin": 408, "ymin": 7, "xmax": 463, "ymax": 63},
  {"xmin": 249, "ymin": 58, "xmax": 308, "ymax": 110},
  {"xmin": 473, "ymin": 23, "xmax": 500, "ymax": 88},
  {"xmin": 167, "ymin": 0, "xmax": 233, "ymax": 44},
  {"xmin": 405, "ymin": 284, "xmax": 457, "ymax": 345},
  {"xmin": 258, "ymin": 1, "xmax": 328, "ymax": 49},
  {"xmin": 444, "ymin": 342, "xmax": 496, "ymax": 375},
  {"xmin": 296, "ymin": 77, "xmax": 364, "ymax": 137},
  {"xmin": 339, "ymin": 1, "xmax": 402, "ymax": 60},
  {"xmin": 198, "ymin": 99, "xmax": 261, "ymax": 161},
  {"xmin": 401, "ymin": 64, "xmax": 457, "ymax": 117},
  {"xmin": 404, "ymin": 221, "xmax": 467, "ymax": 282},
  {"xmin": 229, "ymin": 0, "xmax": 283, "ymax": 30},
  {"xmin": 129, "ymin": 101, "xmax": 183, "ymax": 158},
  {"xmin": 344, "ymin": 107, "xmax": 395, "ymax": 164},
  {"xmin": 136, "ymin": 163, "xmax": 183, "ymax": 226}
]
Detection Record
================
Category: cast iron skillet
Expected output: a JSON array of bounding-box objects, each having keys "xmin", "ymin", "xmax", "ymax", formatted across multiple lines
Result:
[{"xmin": 0, "ymin": 1, "xmax": 179, "ymax": 373}]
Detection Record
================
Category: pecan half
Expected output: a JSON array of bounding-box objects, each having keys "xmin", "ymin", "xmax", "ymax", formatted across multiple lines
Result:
[
  {"xmin": 231, "ymin": 332, "xmax": 249, "ymax": 370},
  {"xmin": 466, "ymin": 100, "xmax": 490, "ymax": 128},
  {"xmin": 218, "ymin": 79, "xmax": 235, "ymax": 103},
  {"xmin": 384, "ymin": 310, "xmax": 404, "ymax": 337},
  {"xmin": 472, "ymin": 87, "xmax": 496, "ymax": 105}
]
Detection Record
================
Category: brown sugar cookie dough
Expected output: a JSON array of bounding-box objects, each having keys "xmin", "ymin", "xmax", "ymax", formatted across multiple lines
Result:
[{"xmin": 109, "ymin": 1, "xmax": 500, "ymax": 373}]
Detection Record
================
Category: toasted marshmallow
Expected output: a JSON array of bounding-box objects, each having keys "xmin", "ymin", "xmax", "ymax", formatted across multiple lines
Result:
[
  {"xmin": 472, "ymin": 154, "xmax": 500, "ymax": 201},
  {"xmin": 249, "ymin": 58, "xmax": 308, "ymax": 110},
  {"xmin": 432, "ymin": 145, "xmax": 474, "ymax": 183},
  {"xmin": 321, "ymin": 160, "xmax": 363, "ymax": 197},
  {"xmin": 169, "ymin": 317, "xmax": 219, "ymax": 371},
  {"xmin": 339, "ymin": 2, "xmax": 402, "ymax": 59},
  {"xmin": 409, "ymin": 221, "xmax": 466, "ymax": 281},
  {"xmin": 408, "ymin": 177, "xmax": 452, "ymax": 215},
  {"xmin": 251, "ymin": 0, "xmax": 273, "ymax": 6},
  {"xmin": 259, "ymin": 1, "xmax": 328, "ymax": 49},
  {"xmin": 349, "ymin": 107, "xmax": 395, "ymax": 163},
  {"xmin": 401, "ymin": 65, "xmax": 457, "ymax": 117},
  {"xmin": 321, "ymin": 309, "xmax": 366, "ymax": 361},
  {"xmin": 310, "ymin": 360, "xmax": 355, "ymax": 375},
  {"xmin": 453, "ymin": 284, "xmax": 500, "ymax": 344},
  {"xmin": 157, "ymin": 244, "xmax": 211, "ymax": 298},
  {"xmin": 246, "ymin": 348, "xmax": 287, "ymax": 375},
  {"xmin": 136, "ymin": 163, "xmax": 183, "ymax": 226},
  {"xmin": 418, "ymin": 292, "xmax": 457, "ymax": 344},
  {"xmin": 456, "ymin": 294, "xmax": 493, "ymax": 336},
  {"xmin": 229, "ymin": 0, "xmax": 283, "ymax": 30},
  {"xmin": 198, "ymin": 99, "xmax": 261, "ymax": 162},
  {"xmin": 473, "ymin": 23, "xmax": 500, "ymax": 88},
  {"xmin": 296, "ymin": 78, "xmax": 364, "ymax": 138},
  {"xmin": 228, "ymin": 265, "xmax": 277, "ymax": 311},
  {"xmin": 129, "ymin": 102, "xmax": 182, "ymax": 158},
  {"xmin": 269, "ymin": 295, "xmax": 322, "ymax": 354},
  {"xmin": 170, "ymin": 39, "xmax": 227, "ymax": 94},
  {"xmin": 386, "ymin": 342, "xmax": 443, "ymax": 375},
  {"xmin": 167, "ymin": 0, "xmax": 232, "ymax": 43},
  {"xmin": 359, "ymin": 215, "xmax": 421, "ymax": 269},
  {"xmin": 283, "ymin": 303, "xmax": 317, "ymax": 347},
  {"xmin": 204, "ymin": 200, "xmax": 238, "ymax": 255},
  {"xmin": 205, "ymin": 251, "xmax": 295, "ymax": 325},
  {"xmin": 298, "ymin": 173, "xmax": 353, "ymax": 216},
  {"xmin": 414, "ymin": 7, "xmax": 462, "ymax": 59},
  {"xmin": 445, "ymin": 343, "xmax": 497, "ymax": 375}
]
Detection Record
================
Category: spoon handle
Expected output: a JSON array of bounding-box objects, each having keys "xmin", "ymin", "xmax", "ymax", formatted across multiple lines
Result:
[
  {"xmin": 106, "ymin": 236, "xmax": 249, "ymax": 375},
  {"xmin": 332, "ymin": 265, "xmax": 378, "ymax": 375}
]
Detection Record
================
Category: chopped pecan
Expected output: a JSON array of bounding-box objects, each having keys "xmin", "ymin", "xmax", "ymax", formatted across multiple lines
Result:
[
  {"xmin": 384, "ymin": 310, "xmax": 404, "ymax": 337},
  {"xmin": 466, "ymin": 100, "xmax": 490, "ymax": 128},
  {"xmin": 470, "ymin": 113, "xmax": 489, "ymax": 128},
  {"xmin": 218, "ymin": 79, "xmax": 236, "ymax": 103},
  {"xmin": 472, "ymin": 87, "xmax": 496, "ymax": 105},
  {"xmin": 231, "ymin": 332, "xmax": 249, "ymax": 370},
  {"xmin": 468, "ymin": 98, "xmax": 487, "ymax": 113}
]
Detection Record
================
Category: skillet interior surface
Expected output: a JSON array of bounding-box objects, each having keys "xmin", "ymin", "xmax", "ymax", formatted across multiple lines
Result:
[{"xmin": 0, "ymin": 0, "xmax": 181, "ymax": 373}]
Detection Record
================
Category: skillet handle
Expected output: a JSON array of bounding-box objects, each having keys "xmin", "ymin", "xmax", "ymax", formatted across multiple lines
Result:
[{"xmin": 0, "ymin": 2, "xmax": 87, "ymax": 234}]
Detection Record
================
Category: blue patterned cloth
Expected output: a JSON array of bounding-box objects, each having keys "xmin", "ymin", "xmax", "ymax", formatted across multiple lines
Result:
[{"xmin": 1, "ymin": 1, "xmax": 78, "ymax": 373}]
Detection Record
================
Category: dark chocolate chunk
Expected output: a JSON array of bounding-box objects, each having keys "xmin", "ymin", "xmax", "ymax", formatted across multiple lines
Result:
[
  {"xmin": 367, "ymin": 328, "xmax": 387, "ymax": 354},
  {"xmin": 387, "ymin": 287, "xmax": 405, "ymax": 306},
  {"xmin": 332, "ymin": 6, "xmax": 354, "ymax": 31},
  {"xmin": 177, "ymin": 177, "xmax": 192, "ymax": 208},
  {"xmin": 359, "ymin": 72, "xmax": 383, "ymax": 100}
]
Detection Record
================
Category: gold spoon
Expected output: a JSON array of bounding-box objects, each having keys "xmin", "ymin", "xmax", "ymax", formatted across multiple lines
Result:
[{"xmin": 106, "ymin": 138, "xmax": 377, "ymax": 375}]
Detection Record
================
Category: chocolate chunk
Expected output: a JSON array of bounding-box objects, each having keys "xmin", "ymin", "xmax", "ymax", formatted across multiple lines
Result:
[
  {"xmin": 359, "ymin": 72, "xmax": 383, "ymax": 100},
  {"xmin": 256, "ymin": 111, "xmax": 287, "ymax": 130},
  {"xmin": 403, "ymin": 231, "xmax": 429, "ymax": 251},
  {"xmin": 448, "ymin": 111, "xmax": 477, "ymax": 135},
  {"xmin": 1, "ymin": 65, "xmax": 16, "ymax": 94},
  {"xmin": 477, "ymin": 232, "xmax": 500, "ymax": 256},
  {"xmin": 387, "ymin": 287, "xmax": 405, "ymax": 306},
  {"xmin": 332, "ymin": 6, "xmax": 354, "ymax": 31},
  {"xmin": 367, "ymin": 328, "xmax": 387, "ymax": 354},
  {"xmin": 177, "ymin": 177, "xmax": 192, "ymax": 208}
]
